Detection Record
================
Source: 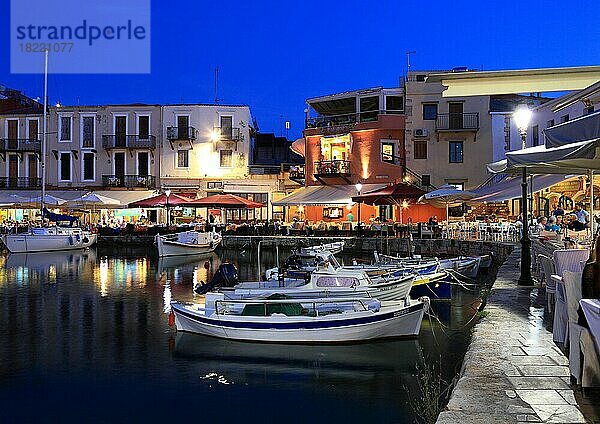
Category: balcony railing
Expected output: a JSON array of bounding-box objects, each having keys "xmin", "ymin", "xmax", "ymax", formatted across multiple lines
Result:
[
  {"xmin": 102, "ymin": 175, "xmax": 156, "ymax": 189},
  {"xmin": 0, "ymin": 138, "xmax": 41, "ymax": 152},
  {"xmin": 305, "ymin": 110, "xmax": 403, "ymax": 129},
  {"xmin": 0, "ymin": 177, "xmax": 42, "ymax": 189},
  {"xmin": 435, "ymin": 113, "xmax": 479, "ymax": 131},
  {"xmin": 289, "ymin": 166, "xmax": 305, "ymax": 180},
  {"xmin": 102, "ymin": 135, "xmax": 157, "ymax": 149},
  {"xmin": 167, "ymin": 126, "xmax": 196, "ymax": 140},
  {"xmin": 314, "ymin": 160, "xmax": 351, "ymax": 176},
  {"xmin": 213, "ymin": 126, "xmax": 243, "ymax": 142}
]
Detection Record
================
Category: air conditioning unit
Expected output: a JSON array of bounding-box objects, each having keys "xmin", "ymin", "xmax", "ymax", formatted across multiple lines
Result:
[{"xmin": 414, "ymin": 128, "xmax": 428, "ymax": 137}]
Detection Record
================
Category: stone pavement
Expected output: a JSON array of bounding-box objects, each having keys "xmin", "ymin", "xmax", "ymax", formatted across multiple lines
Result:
[{"xmin": 437, "ymin": 248, "xmax": 599, "ymax": 424}]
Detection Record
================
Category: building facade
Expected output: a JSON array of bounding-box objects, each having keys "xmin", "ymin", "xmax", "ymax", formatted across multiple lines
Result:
[
  {"xmin": 404, "ymin": 70, "xmax": 493, "ymax": 190},
  {"xmin": 46, "ymin": 104, "xmax": 161, "ymax": 190},
  {"xmin": 0, "ymin": 86, "xmax": 43, "ymax": 190}
]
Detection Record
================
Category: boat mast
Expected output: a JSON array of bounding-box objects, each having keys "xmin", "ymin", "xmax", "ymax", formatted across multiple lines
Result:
[{"xmin": 41, "ymin": 49, "xmax": 48, "ymax": 222}]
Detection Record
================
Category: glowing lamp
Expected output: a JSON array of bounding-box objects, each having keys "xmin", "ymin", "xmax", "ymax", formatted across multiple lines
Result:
[{"xmin": 513, "ymin": 105, "xmax": 532, "ymax": 136}]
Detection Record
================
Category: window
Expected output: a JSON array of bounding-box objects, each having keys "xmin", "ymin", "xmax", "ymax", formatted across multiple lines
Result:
[
  {"xmin": 177, "ymin": 150, "xmax": 189, "ymax": 168},
  {"xmin": 414, "ymin": 140, "xmax": 427, "ymax": 159},
  {"xmin": 59, "ymin": 152, "xmax": 71, "ymax": 181},
  {"xmin": 81, "ymin": 116, "xmax": 94, "ymax": 147},
  {"xmin": 532, "ymin": 125, "xmax": 539, "ymax": 146},
  {"xmin": 385, "ymin": 96, "xmax": 404, "ymax": 113},
  {"xmin": 220, "ymin": 116, "xmax": 233, "ymax": 139},
  {"xmin": 83, "ymin": 152, "xmax": 95, "ymax": 181},
  {"xmin": 423, "ymin": 104, "xmax": 438, "ymax": 120},
  {"xmin": 415, "ymin": 74, "xmax": 426, "ymax": 82},
  {"xmin": 220, "ymin": 149, "xmax": 233, "ymax": 167},
  {"xmin": 504, "ymin": 116, "xmax": 511, "ymax": 151},
  {"xmin": 59, "ymin": 116, "xmax": 72, "ymax": 141},
  {"xmin": 560, "ymin": 114, "xmax": 569, "ymax": 123},
  {"xmin": 381, "ymin": 142, "xmax": 395, "ymax": 163},
  {"xmin": 421, "ymin": 175, "xmax": 431, "ymax": 187},
  {"xmin": 207, "ymin": 181, "xmax": 224, "ymax": 190},
  {"xmin": 28, "ymin": 119, "xmax": 39, "ymax": 141},
  {"xmin": 449, "ymin": 141, "xmax": 463, "ymax": 163},
  {"xmin": 447, "ymin": 182, "xmax": 464, "ymax": 190},
  {"xmin": 138, "ymin": 115, "xmax": 150, "ymax": 139},
  {"xmin": 547, "ymin": 119, "xmax": 555, "ymax": 128}
]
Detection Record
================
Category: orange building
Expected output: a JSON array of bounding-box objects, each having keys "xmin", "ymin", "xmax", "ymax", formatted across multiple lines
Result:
[{"xmin": 275, "ymin": 87, "xmax": 444, "ymax": 224}]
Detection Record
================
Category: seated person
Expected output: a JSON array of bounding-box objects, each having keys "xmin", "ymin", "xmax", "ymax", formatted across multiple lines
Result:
[
  {"xmin": 535, "ymin": 216, "xmax": 547, "ymax": 232},
  {"xmin": 566, "ymin": 214, "xmax": 586, "ymax": 231},
  {"xmin": 544, "ymin": 215, "xmax": 560, "ymax": 232}
]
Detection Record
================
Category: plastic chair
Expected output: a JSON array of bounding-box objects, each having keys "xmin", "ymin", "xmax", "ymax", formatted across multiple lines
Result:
[
  {"xmin": 551, "ymin": 249, "xmax": 589, "ymax": 346},
  {"xmin": 538, "ymin": 254, "xmax": 556, "ymax": 313},
  {"xmin": 563, "ymin": 271, "xmax": 583, "ymax": 383}
]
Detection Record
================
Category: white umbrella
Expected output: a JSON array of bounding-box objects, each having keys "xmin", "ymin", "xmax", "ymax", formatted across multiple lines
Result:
[
  {"xmin": 32, "ymin": 194, "xmax": 66, "ymax": 206},
  {"xmin": 418, "ymin": 184, "xmax": 476, "ymax": 233},
  {"xmin": 65, "ymin": 192, "xmax": 120, "ymax": 207}
]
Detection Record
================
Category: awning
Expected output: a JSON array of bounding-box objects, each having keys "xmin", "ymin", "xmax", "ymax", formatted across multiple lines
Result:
[
  {"xmin": 271, "ymin": 184, "xmax": 385, "ymax": 206},
  {"xmin": 291, "ymin": 138, "xmax": 305, "ymax": 157},
  {"xmin": 544, "ymin": 111, "xmax": 600, "ymax": 148},
  {"xmin": 91, "ymin": 190, "xmax": 157, "ymax": 208},
  {"xmin": 351, "ymin": 183, "xmax": 426, "ymax": 205},
  {"xmin": 0, "ymin": 190, "xmax": 87, "ymax": 207},
  {"xmin": 487, "ymin": 139, "xmax": 600, "ymax": 174},
  {"xmin": 472, "ymin": 174, "xmax": 570, "ymax": 202}
]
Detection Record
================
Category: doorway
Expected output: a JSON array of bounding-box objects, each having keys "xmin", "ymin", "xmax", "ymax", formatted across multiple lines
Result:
[
  {"xmin": 115, "ymin": 116, "xmax": 127, "ymax": 147},
  {"xmin": 114, "ymin": 152, "xmax": 125, "ymax": 186},
  {"xmin": 449, "ymin": 102, "xmax": 463, "ymax": 130}
]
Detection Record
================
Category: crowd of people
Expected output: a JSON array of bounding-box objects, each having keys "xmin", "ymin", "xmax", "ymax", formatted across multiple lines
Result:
[{"xmin": 533, "ymin": 202, "xmax": 593, "ymax": 233}]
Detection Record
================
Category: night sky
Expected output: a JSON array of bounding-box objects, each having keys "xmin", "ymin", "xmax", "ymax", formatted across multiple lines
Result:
[{"xmin": 1, "ymin": 0, "xmax": 599, "ymax": 139}]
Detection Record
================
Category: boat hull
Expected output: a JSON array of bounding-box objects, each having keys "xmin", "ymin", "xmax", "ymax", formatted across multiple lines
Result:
[
  {"xmin": 0, "ymin": 231, "xmax": 97, "ymax": 253},
  {"xmin": 172, "ymin": 300, "xmax": 427, "ymax": 343},
  {"xmin": 156, "ymin": 232, "xmax": 222, "ymax": 257},
  {"xmin": 224, "ymin": 274, "xmax": 414, "ymax": 302}
]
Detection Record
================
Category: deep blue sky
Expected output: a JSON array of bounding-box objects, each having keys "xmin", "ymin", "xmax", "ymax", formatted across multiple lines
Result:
[{"xmin": 1, "ymin": 0, "xmax": 599, "ymax": 139}]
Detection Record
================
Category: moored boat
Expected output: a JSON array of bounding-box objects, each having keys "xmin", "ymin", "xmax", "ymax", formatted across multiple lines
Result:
[
  {"xmin": 171, "ymin": 294, "xmax": 429, "ymax": 343},
  {"xmin": 155, "ymin": 230, "xmax": 222, "ymax": 257},
  {"xmin": 1, "ymin": 227, "xmax": 97, "ymax": 253}
]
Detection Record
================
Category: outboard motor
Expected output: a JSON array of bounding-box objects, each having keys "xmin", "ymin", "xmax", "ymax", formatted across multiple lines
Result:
[{"xmin": 194, "ymin": 263, "xmax": 239, "ymax": 295}]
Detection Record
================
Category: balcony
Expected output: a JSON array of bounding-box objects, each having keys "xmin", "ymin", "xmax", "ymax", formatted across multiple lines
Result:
[
  {"xmin": 102, "ymin": 135, "xmax": 157, "ymax": 149},
  {"xmin": 0, "ymin": 177, "xmax": 42, "ymax": 189},
  {"xmin": 167, "ymin": 126, "xmax": 196, "ymax": 141},
  {"xmin": 0, "ymin": 138, "xmax": 41, "ymax": 153},
  {"xmin": 313, "ymin": 160, "xmax": 351, "ymax": 184},
  {"xmin": 289, "ymin": 165, "xmax": 305, "ymax": 185},
  {"xmin": 102, "ymin": 175, "xmax": 156, "ymax": 189},
  {"xmin": 435, "ymin": 113, "xmax": 479, "ymax": 131},
  {"xmin": 213, "ymin": 126, "xmax": 243, "ymax": 142}
]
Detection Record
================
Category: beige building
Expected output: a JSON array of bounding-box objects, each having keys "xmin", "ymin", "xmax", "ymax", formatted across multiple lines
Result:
[
  {"xmin": 45, "ymin": 104, "xmax": 161, "ymax": 190},
  {"xmin": 404, "ymin": 70, "xmax": 493, "ymax": 190}
]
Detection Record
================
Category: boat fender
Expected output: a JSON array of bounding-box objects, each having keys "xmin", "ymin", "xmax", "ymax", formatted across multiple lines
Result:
[
  {"xmin": 168, "ymin": 310, "xmax": 175, "ymax": 327},
  {"xmin": 69, "ymin": 235, "xmax": 74, "ymax": 245},
  {"xmin": 209, "ymin": 241, "xmax": 214, "ymax": 249},
  {"xmin": 213, "ymin": 233, "xmax": 220, "ymax": 240}
]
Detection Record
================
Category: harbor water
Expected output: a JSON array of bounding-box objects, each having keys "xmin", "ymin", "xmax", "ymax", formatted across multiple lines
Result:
[{"xmin": 0, "ymin": 246, "xmax": 495, "ymax": 423}]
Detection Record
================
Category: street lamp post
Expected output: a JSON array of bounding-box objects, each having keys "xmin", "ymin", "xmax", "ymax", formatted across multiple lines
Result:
[
  {"xmin": 355, "ymin": 182, "xmax": 363, "ymax": 237},
  {"xmin": 165, "ymin": 189, "xmax": 171, "ymax": 226},
  {"xmin": 513, "ymin": 105, "xmax": 534, "ymax": 286}
]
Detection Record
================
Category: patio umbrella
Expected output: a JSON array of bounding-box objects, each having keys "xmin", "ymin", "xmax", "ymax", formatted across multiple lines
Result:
[
  {"xmin": 31, "ymin": 194, "xmax": 67, "ymax": 206},
  {"xmin": 352, "ymin": 183, "xmax": 426, "ymax": 205},
  {"xmin": 65, "ymin": 192, "xmax": 121, "ymax": 207},
  {"xmin": 128, "ymin": 193, "xmax": 194, "ymax": 208},
  {"xmin": 352, "ymin": 183, "xmax": 426, "ymax": 224},
  {"xmin": 418, "ymin": 184, "xmax": 476, "ymax": 233},
  {"xmin": 187, "ymin": 194, "xmax": 263, "ymax": 208}
]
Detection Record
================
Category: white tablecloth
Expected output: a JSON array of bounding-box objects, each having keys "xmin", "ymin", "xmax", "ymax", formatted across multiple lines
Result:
[{"xmin": 580, "ymin": 299, "xmax": 600, "ymax": 354}]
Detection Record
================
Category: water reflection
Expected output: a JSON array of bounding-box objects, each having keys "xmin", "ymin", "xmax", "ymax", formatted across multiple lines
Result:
[{"xmin": 0, "ymin": 246, "xmax": 492, "ymax": 423}]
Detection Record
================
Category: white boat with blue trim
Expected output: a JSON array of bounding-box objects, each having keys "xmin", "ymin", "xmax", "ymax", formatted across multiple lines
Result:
[
  {"xmin": 171, "ymin": 293, "xmax": 429, "ymax": 343},
  {"xmin": 1, "ymin": 227, "xmax": 97, "ymax": 253},
  {"xmin": 155, "ymin": 230, "xmax": 222, "ymax": 257}
]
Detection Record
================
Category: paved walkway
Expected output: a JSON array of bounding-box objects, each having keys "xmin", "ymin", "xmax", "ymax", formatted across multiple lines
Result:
[{"xmin": 437, "ymin": 248, "xmax": 598, "ymax": 424}]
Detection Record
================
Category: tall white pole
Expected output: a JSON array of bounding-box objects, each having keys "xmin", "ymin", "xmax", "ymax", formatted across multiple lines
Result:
[{"xmin": 41, "ymin": 49, "xmax": 48, "ymax": 221}]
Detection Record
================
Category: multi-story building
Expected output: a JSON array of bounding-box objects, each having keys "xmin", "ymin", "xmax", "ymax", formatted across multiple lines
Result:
[
  {"xmin": 274, "ymin": 86, "xmax": 423, "ymax": 223},
  {"xmin": 46, "ymin": 104, "xmax": 161, "ymax": 191},
  {"xmin": 160, "ymin": 104, "xmax": 279, "ymax": 221},
  {"xmin": 0, "ymin": 85, "xmax": 43, "ymax": 190},
  {"xmin": 404, "ymin": 69, "xmax": 493, "ymax": 190}
]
